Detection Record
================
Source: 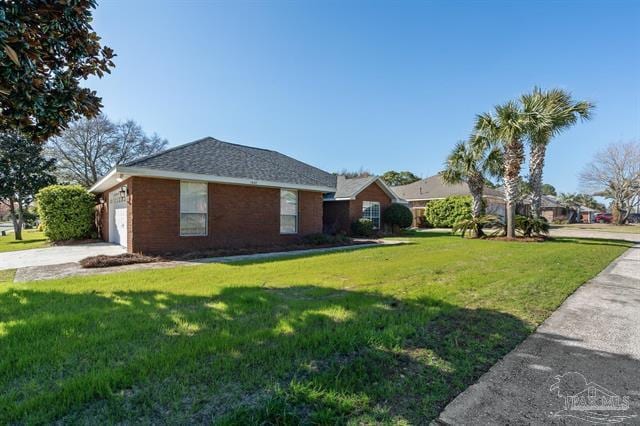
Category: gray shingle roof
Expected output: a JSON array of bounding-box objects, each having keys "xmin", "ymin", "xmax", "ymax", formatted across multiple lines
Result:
[
  {"xmin": 333, "ymin": 175, "xmax": 377, "ymax": 199},
  {"xmin": 123, "ymin": 137, "xmax": 336, "ymax": 189},
  {"xmin": 392, "ymin": 174, "xmax": 505, "ymax": 200}
]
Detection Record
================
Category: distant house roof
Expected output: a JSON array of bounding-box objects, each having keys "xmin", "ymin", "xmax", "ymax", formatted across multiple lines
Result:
[
  {"xmin": 90, "ymin": 137, "xmax": 336, "ymax": 193},
  {"xmin": 324, "ymin": 175, "xmax": 404, "ymax": 202},
  {"xmin": 540, "ymin": 195, "xmax": 565, "ymax": 208},
  {"xmin": 392, "ymin": 174, "xmax": 504, "ymax": 201}
]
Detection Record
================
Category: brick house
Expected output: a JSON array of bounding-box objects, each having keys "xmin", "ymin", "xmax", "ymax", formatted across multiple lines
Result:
[
  {"xmin": 89, "ymin": 137, "xmax": 336, "ymax": 254},
  {"xmin": 392, "ymin": 174, "xmax": 506, "ymax": 227},
  {"xmin": 322, "ymin": 175, "xmax": 405, "ymax": 234}
]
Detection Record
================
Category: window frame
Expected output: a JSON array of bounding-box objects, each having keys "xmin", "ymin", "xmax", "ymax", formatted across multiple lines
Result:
[
  {"xmin": 362, "ymin": 200, "xmax": 381, "ymax": 229},
  {"xmin": 280, "ymin": 188, "xmax": 299, "ymax": 235},
  {"xmin": 179, "ymin": 181, "xmax": 208, "ymax": 237}
]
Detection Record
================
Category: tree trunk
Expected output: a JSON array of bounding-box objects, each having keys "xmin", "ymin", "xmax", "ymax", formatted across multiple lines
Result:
[
  {"xmin": 8, "ymin": 198, "xmax": 22, "ymax": 240},
  {"xmin": 503, "ymin": 138, "xmax": 525, "ymax": 238},
  {"xmin": 528, "ymin": 143, "xmax": 547, "ymax": 219},
  {"xmin": 468, "ymin": 176, "xmax": 485, "ymax": 238}
]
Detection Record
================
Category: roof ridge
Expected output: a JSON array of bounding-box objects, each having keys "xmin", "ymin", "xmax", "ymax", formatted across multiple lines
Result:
[
  {"xmin": 123, "ymin": 136, "xmax": 213, "ymax": 167},
  {"xmin": 224, "ymin": 143, "xmax": 333, "ymax": 188}
]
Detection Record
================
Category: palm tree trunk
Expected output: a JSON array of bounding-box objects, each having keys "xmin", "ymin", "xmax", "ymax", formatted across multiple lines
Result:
[
  {"xmin": 503, "ymin": 138, "xmax": 525, "ymax": 238},
  {"xmin": 529, "ymin": 143, "xmax": 547, "ymax": 218},
  {"xmin": 468, "ymin": 176, "xmax": 485, "ymax": 238}
]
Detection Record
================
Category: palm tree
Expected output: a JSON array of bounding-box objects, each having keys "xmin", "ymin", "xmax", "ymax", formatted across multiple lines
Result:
[
  {"xmin": 522, "ymin": 88, "xmax": 593, "ymax": 218},
  {"xmin": 442, "ymin": 134, "xmax": 503, "ymax": 237},
  {"xmin": 474, "ymin": 101, "xmax": 529, "ymax": 238}
]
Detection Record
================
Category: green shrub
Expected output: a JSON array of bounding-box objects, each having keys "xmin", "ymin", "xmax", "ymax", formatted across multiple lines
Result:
[
  {"xmin": 453, "ymin": 214, "xmax": 503, "ymax": 238},
  {"xmin": 22, "ymin": 210, "xmax": 38, "ymax": 229},
  {"xmin": 351, "ymin": 218, "xmax": 375, "ymax": 237},
  {"xmin": 37, "ymin": 185, "xmax": 96, "ymax": 241},
  {"xmin": 515, "ymin": 215, "xmax": 550, "ymax": 237},
  {"xmin": 382, "ymin": 203, "xmax": 413, "ymax": 229},
  {"xmin": 424, "ymin": 196, "xmax": 472, "ymax": 228}
]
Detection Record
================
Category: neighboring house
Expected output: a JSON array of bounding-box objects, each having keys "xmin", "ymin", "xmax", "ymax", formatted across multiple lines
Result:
[
  {"xmin": 392, "ymin": 174, "xmax": 506, "ymax": 227},
  {"xmin": 0, "ymin": 201, "xmax": 11, "ymax": 221},
  {"xmin": 323, "ymin": 175, "xmax": 405, "ymax": 234},
  {"xmin": 89, "ymin": 137, "xmax": 336, "ymax": 254}
]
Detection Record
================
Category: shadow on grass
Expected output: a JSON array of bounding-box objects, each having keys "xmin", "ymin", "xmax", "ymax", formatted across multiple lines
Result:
[
  {"xmin": 191, "ymin": 243, "xmax": 413, "ymax": 267},
  {"xmin": 0, "ymin": 285, "xmax": 531, "ymax": 424},
  {"xmin": 1, "ymin": 237, "xmax": 48, "ymax": 246}
]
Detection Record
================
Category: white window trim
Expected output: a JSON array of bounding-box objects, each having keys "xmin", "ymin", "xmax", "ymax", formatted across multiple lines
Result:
[
  {"xmin": 280, "ymin": 189, "xmax": 299, "ymax": 235},
  {"xmin": 362, "ymin": 200, "xmax": 381, "ymax": 229},
  {"xmin": 179, "ymin": 180, "xmax": 208, "ymax": 237}
]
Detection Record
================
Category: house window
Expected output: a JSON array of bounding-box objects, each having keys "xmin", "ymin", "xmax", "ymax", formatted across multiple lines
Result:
[
  {"xmin": 280, "ymin": 189, "xmax": 298, "ymax": 234},
  {"xmin": 180, "ymin": 181, "xmax": 208, "ymax": 236},
  {"xmin": 362, "ymin": 201, "xmax": 380, "ymax": 229}
]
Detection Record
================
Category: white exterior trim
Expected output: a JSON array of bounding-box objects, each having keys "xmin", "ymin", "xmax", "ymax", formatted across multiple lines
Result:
[{"xmin": 90, "ymin": 166, "xmax": 336, "ymax": 194}]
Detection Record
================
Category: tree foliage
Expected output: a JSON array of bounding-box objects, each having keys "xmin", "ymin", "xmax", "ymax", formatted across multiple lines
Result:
[
  {"xmin": 334, "ymin": 168, "xmax": 373, "ymax": 179},
  {"xmin": 47, "ymin": 115, "xmax": 168, "ymax": 187},
  {"xmin": 442, "ymin": 135, "xmax": 502, "ymax": 228},
  {"xmin": 0, "ymin": 1, "xmax": 115, "ymax": 142},
  {"xmin": 580, "ymin": 141, "xmax": 640, "ymax": 224},
  {"xmin": 522, "ymin": 88, "xmax": 593, "ymax": 218},
  {"xmin": 424, "ymin": 196, "xmax": 472, "ymax": 228},
  {"xmin": 541, "ymin": 183, "xmax": 557, "ymax": 196},
  {"xmin": 37, "ymin": 185, "xmax": 96, "ymax": 241},
  {"xmin": 453, "ymin": 214, "xmax": 503, "ymax": 238},
  {"xmin": 514, "ymin": 215, "xmax": 550, "ymax": 237},
  {"xmin": 0, "ymin": 132, "xmax": 56, "ymax": 239},
  {"xmin": 380, "ymin": 170, "xmax": 420, "ymax": 186},
  {"xmin": 473, "ymin": 87, "xmax": 592, "ymax": 237}
]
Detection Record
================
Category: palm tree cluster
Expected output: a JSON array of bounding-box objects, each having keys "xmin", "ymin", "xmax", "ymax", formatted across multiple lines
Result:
[{"xmin": 444, "ymin": 87, "xmax": 593, "ymax": 238}]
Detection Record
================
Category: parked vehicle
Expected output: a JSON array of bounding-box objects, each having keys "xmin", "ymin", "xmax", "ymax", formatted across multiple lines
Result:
[{"xmin": 594, "ymin": 213, "xmax": 613, "ymax": 223}]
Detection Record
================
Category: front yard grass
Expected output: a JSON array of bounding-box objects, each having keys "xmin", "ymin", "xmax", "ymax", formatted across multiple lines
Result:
[
  {"xmin": 0, "ymin": 230, "xmax": 49, "ymax": 253},
  {"xmin": 0, "ymin": 232, "xmax": 632, "ymax": 424}
]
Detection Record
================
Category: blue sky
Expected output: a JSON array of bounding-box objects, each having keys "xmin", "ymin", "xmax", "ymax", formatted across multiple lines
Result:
[{"xmin": 87, "ymin": 0, "xmax": 640, "ymax": 193}]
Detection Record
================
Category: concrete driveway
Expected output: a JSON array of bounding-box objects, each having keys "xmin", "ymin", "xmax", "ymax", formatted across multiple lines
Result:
[
  {"xmin": 0, "ymin": 242, "xmax": 126, "ymax": 270},
  {"xmin": 437, "ymin": 244, "xmax": 640, "ymax": 424},
  {"xmin": 549, "ymin": 226, "xmax": 640, "ymax": 243}
]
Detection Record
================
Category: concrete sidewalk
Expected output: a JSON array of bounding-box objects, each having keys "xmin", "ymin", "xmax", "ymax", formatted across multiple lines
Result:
[
  {"xmin": 0, "ymin": 242, "xmax": 125, "ymax": 270},
  {"xmin": 437, "ymin": 245, "xmax": 640, "ymax": 425}
]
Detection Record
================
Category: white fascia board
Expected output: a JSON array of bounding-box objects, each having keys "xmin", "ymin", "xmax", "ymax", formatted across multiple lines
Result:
[
  {"xmin": 89, "ymin": 168, "xmax": 118, "ymax": 193},
  {"xmin": 324, "ymin": 197, "xmax": 355, "ymax": 201},
  {"xmin": 90, "ymin": 166, "xmax": 336, "ymax": 193}
]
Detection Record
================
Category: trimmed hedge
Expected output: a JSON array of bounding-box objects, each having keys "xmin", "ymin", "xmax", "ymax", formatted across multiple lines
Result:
[
  {"xmin": 382, "ymin": 203, "xmax": 413, "ymax": 229},
  {"xmin": 37, "ymin": 185, "xmax": 96, "ymax": 241},
  {"xmin": 424, "ymin": 196, "xmax": 472, "ymax": 228}
]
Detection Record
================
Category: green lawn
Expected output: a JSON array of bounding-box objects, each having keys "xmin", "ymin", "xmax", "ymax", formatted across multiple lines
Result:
[
  {"xmin": 0, "ymin": 230, "xmax": 49, "ymax": 252},
  {"xmin": 0, "ymin": 233, "xmax": 631, "ymax": 424}
]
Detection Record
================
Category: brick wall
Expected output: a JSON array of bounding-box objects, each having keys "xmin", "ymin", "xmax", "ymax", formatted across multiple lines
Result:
[
  {"xmin": 104, "ymin": 177, "xmax": 324, "ymax": 254},
  {"xmin": 323, "ymin": 181, "xmax": 393, "ymax": 234}
]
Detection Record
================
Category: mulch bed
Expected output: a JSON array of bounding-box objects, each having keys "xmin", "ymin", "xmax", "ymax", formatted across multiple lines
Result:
[
  {"xmin": 80, "ymin": 253, "xmax": 166, "ymax": 268},
  {"xmin": 485, "ymin": 236, "xmax": 547, "ymax": 242},
  {"xmin": 168, "ymin": 240, "xmax": 369, "ymax": 261},
  {"xmin": 79, "ymin": 239, "xmax": 372, "ymax": 268}
]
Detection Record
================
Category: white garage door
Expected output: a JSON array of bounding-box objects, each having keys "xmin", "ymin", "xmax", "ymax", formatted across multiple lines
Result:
[{"xmin": 109, "ymin": 190, "xmax": 128, "ymax": 248}]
